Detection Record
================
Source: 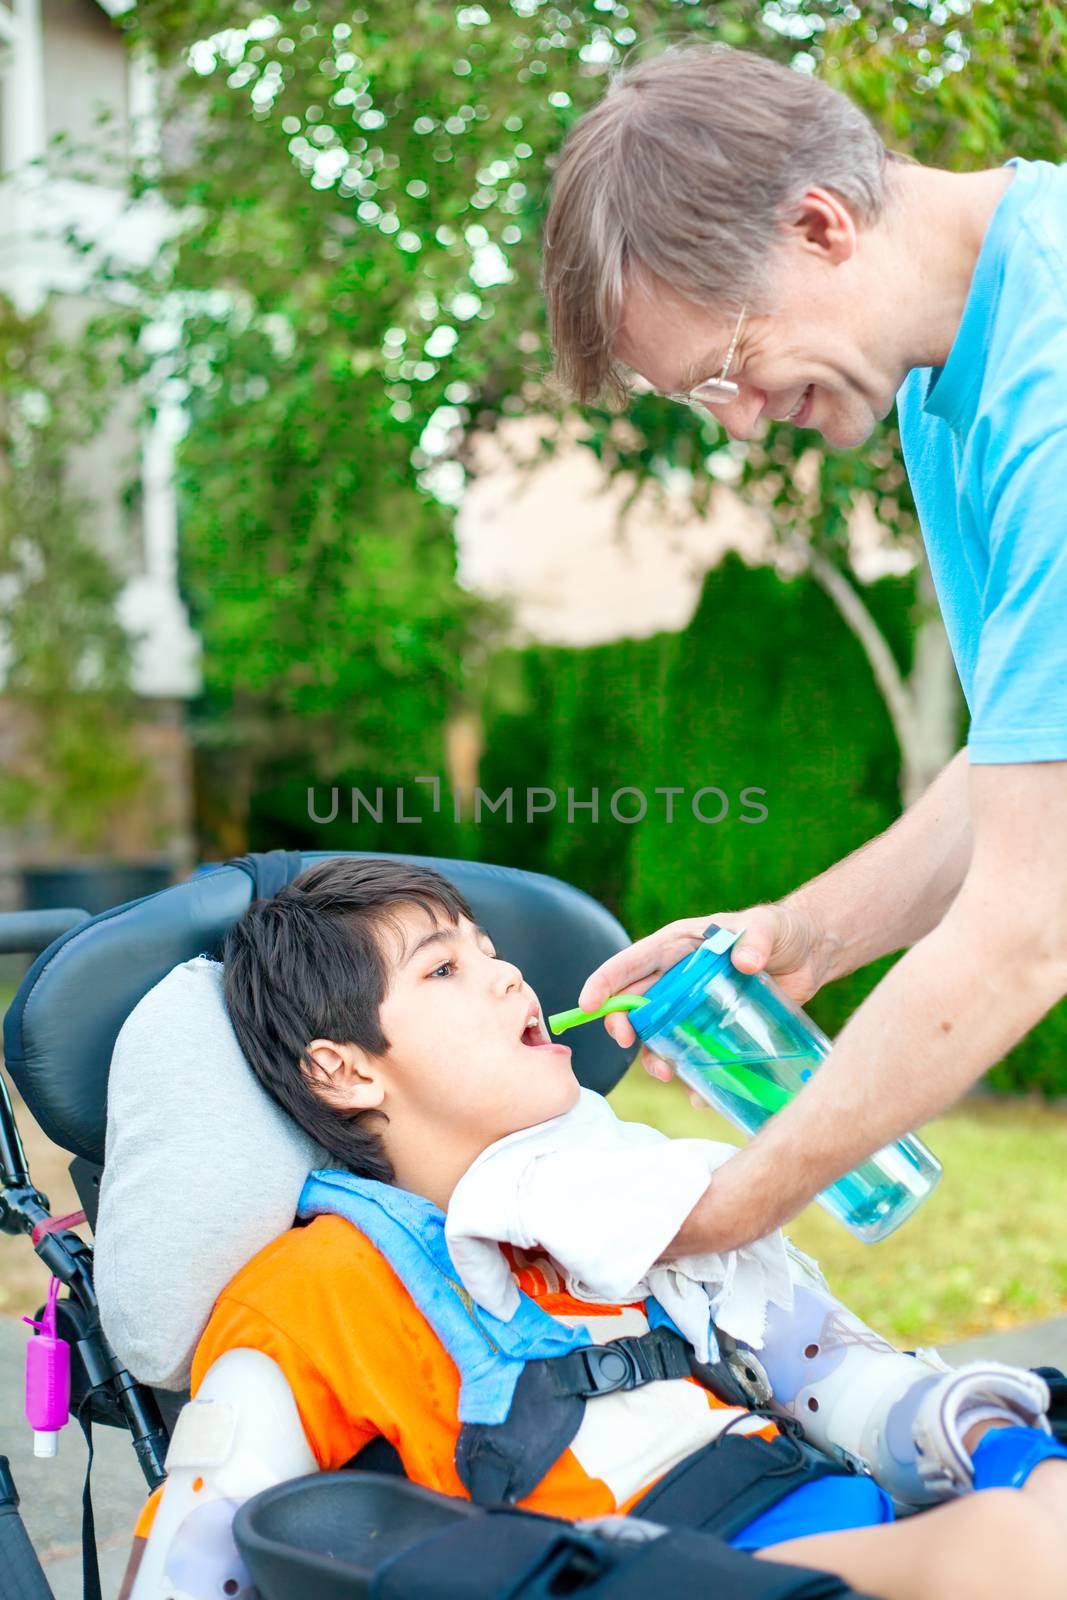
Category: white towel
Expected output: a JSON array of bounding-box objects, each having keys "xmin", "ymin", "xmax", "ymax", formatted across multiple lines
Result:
[{"xmin": 445, "ymin": 1089, "xmax": 794, "ymax": 1364}]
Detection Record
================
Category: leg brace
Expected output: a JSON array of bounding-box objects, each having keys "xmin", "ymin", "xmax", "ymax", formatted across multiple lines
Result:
[
  {"xmin": 131, "ymin": 1348, "xmax": 317, "ymax": 1600},
  {"xmin": 733, "ymin": 1245, "xmax": 1051, "ymax": 1510}
]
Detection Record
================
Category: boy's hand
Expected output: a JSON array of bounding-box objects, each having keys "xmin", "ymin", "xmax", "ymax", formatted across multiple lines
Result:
[{"xmin": 578, "ymin": 902, "xmax": 830, "ymax": 1089}]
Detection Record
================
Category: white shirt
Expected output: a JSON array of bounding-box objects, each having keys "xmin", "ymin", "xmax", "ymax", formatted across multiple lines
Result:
[{"xmin": 446, "ymin": 1089, "xmax": 795, "ymax": 1364}]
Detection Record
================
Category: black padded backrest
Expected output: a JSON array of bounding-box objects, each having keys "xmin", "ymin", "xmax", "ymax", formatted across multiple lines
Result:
[{"xmin": 2, "ymin": 852, "xmax": 638, "ymax": 1166}]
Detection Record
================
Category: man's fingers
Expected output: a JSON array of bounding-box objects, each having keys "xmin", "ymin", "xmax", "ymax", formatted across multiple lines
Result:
[
  {"xmin": 731, "ymin": 936, "xmax": 769, "ymax": 972},
  {"xmin": 727, "ymin": 903, "xmax": 821, "ymax": 996},
  {"xmin": 578, "ymin": 918, "xmax": 709, "ymax": 1012},
  {"xmin": 605, "ymin": 1012, "xmax": 637, "ymax": 1048},
  {"xmin": 643, "ymin": 1052, "xmax": 674, "ymax": 1083},
  {"xmin": 579, "ymin": 947, "xmax": 656, "ymax": 1013},
  {"xmin": 721, "ymin": 906, "xmax": 782, "ymax": 974}
]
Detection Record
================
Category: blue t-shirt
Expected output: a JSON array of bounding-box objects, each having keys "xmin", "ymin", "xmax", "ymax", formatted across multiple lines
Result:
[{"xmin": 897, "ymin": 157, "xmax": 1067, "ymax": 763}]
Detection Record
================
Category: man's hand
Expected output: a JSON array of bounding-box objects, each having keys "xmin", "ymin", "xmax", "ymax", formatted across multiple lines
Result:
[
  {"xmin": 580, "ymin": 749, "xmax": 973, "ymax": 1087},
  {"xmin": 665, "ymin": 759, "xmax": 1067, "ymax": 1256},
  {"xmin": 578, "ymin": 901, "xmax": 832, "ymax": 1081}
]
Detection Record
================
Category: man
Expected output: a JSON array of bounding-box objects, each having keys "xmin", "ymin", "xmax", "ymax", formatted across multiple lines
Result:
[{"xmin": 541, "ymin": 44, "xmax": 1067, "ymax": 1253}]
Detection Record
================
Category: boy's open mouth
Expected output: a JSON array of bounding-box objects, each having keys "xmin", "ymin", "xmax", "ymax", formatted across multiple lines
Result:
[{"xmin": 520, "ymin": 1006, "xmax": 569, "ymax": 1053}]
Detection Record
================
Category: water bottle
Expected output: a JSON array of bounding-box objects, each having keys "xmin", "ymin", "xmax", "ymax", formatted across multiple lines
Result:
[
  {"xmin": 630, "ymin": 924, "xmax": 941, "ymax": 1242},
  {"xmin": 548, "ymin": 924, "xmax": 943, "ymax": 1243}
]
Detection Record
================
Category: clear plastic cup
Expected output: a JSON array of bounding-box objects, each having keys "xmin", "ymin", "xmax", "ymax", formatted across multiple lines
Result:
[{"xmin": 631, "ymin": 925, "xmax": 942, "ymax": 1243}]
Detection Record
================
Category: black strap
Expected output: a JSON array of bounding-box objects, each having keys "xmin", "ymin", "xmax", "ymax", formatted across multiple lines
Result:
[
  {"xmin": 72, "ymin": 1313, "xmax": 123, "ymax": 1600},
  {"xmin": 227, "ymin": 850, "xmax": 305, "ymax": 901},
  {"xmin": 456, "ymin": 1359, "xmax": 585, "ymax": 1507},
  {"xmin": 631, "ymin": 1419, "xmax": 847, "ymax": 1542},
  {"xmin": 372, "ymin": 1503, "xmax": 866, "ymax": 1600},
  {"xmin": 548, "ymin": 1325, "xmax": 693, "ymax": 1399},
  {"xmin": 456, "ymin": 1326, "xmax": 694, "ymax": 1507},
  {"xmin": 76, "ymin": 1404, "xmax": 102, "ymax": 1600},
  {"xmin": 1033, "ymin": 1366, "xmax": 1067, "ymax": 1441}
]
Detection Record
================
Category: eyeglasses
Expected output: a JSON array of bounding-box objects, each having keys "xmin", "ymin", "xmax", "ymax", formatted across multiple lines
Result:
[{"xmin": 661, "ymin": 304, "xmax": 746, "ymax": 408}]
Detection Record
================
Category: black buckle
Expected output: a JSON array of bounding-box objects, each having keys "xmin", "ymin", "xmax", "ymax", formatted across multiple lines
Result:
[{"xmin": 579, "ymin": 1336, "xmax": 651, "ymax": 1396}]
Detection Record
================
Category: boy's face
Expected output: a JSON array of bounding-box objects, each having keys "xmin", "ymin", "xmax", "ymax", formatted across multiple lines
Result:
[{"xmin": 316, "ymin": 904, "xmax": 581, "ymax": 1159}]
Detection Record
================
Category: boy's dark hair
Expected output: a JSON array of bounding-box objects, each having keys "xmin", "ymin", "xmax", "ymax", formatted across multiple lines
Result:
[{"xmin": 223, "ymin": 856, "xmax": 477, "ymax": 1181}]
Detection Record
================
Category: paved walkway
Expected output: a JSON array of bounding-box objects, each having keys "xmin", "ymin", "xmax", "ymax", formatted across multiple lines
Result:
[{"xmin": 2, "ymin": 1312, "xmax": 1067, "ymax": 1598}]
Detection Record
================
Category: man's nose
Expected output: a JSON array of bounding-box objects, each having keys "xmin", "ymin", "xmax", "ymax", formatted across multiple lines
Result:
[{"xmin": 702, "ymin": 387, "xmax": 765, "ymax": 441}]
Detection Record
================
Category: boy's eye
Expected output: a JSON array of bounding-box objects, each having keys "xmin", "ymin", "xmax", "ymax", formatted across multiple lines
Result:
[{"xmin": 429, "ymin": 958, "xmax": 457, "ymax": 978}]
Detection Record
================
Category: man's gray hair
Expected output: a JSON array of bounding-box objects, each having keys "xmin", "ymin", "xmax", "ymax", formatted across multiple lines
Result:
[{"xmin": 542, "ymin": 44, "xmax": 891, "ymax": 406}]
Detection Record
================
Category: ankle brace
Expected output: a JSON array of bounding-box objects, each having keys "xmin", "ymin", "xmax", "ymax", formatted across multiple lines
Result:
[{"xmin": 737, "ymin": 1246, "xmax": 1054, "ymax": 1508}]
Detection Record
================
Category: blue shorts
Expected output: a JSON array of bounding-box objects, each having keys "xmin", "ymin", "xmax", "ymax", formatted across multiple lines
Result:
[{"xmin": 730, "ymin": 1476, "xmax": 895, "ymax": 1552}]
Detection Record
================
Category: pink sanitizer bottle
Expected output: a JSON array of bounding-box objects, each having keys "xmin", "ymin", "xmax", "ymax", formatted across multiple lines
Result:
[{"xmin": 23, "ymin": 1276, "xmax": 71, "ymax": 1457}]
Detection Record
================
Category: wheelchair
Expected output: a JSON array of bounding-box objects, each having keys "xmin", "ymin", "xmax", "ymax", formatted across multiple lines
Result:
[{"xmin": 1, "ymin": 850, "xmax": 1065, "ymax": 1600}]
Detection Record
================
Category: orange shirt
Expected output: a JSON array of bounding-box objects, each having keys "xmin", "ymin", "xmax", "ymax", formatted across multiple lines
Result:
[{"xmin": 183, "ymin": 1213, "xmax": 776, "ymax": 1522}]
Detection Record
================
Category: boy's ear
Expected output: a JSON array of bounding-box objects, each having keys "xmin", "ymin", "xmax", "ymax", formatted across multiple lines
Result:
[{"xmin": 304, "ymin": 1038, "xmax": 385, "ymax": 1110}]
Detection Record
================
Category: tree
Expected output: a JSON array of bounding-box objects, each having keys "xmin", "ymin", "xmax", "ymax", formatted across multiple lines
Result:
[
  {"xmin": 0, "ymin": 296, "xmax": 152, "ymax": 855},
  {"xmin": 120, "ymin": 0, "xmax": 1066, "ymax": 829}
]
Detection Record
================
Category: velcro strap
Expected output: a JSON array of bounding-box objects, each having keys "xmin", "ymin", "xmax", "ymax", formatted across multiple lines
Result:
[
  {"xmin": 371, "ymin": 1509, "xmax": 590, "ymax": 1600},
  {"xmin": 631, "ymin": 1430, "xmax": 846, "ymax": 1542},
  {"xmin": 913, "ymin": 1361, "xmax": 1052, "ymax": 1497},
  {"xmin": 31, "ymin": 1210, "xmax": 86, "ymax": 1246},
  {"xmin": 549, "ymin": 1327, "xmax": 693, "ymax": 1399},
  {"xmin": 373, "ymin": 1505, "xmax": 858, "ymax": 1600}
]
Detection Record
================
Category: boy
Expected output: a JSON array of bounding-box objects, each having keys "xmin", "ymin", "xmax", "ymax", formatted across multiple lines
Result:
[{"xmin": 125, "ymin": 857, "xmax": 1067, "ymax": 1600}]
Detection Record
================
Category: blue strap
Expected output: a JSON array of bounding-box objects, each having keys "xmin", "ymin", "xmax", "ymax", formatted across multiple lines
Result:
[
  {"xmin": 299, "ymin": 1171, "xmax": 590, "ymax": 1424},
  {"xmin": 729, "ymin": 1475, "xmax": 895, "ymax": 1551},
  {"xmin": 227, "ymin": 850, "xmax": 304, "ymax": 900},
  {"xmin": 972, "ymin": 1424, "xmax": 1067, "ymax": 1490}
]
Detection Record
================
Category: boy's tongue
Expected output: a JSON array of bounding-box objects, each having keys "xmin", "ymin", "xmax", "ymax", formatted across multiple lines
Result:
[{"xmin": 520, "ymin": 1017, "xmax": 570, "ymax": 1055}]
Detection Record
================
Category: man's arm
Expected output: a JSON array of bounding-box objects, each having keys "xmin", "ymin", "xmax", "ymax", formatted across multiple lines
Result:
[
  {"xmin": 670, "ymin": 758, "xmax": 1067, "ymax": 1255},
  {"xmin": 581, "ymin": 748, "xmax": 973, "ymax": 1042},
  {"xmin": 782, "ymin": 746, "xmax": 973, "ymax": 987}
]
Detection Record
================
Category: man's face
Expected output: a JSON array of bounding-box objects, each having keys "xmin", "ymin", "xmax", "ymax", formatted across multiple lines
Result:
[
  {"xmin": 614, "ymin": 237, "xmax": 897, "ymax": 450},
  {"xmin": 372, "ymin": 904, "xmax": 580, "ymax": 1143}
]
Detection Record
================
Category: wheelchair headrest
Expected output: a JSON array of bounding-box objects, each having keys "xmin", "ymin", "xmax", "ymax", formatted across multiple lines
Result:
[{"xmin": 3, "ymin": 851, "xmax": 638, "ymax": 1166}]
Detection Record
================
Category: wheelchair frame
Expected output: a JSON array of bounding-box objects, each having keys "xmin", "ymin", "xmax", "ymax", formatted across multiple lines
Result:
[{"xmin": 1, "ymin": 908, "xmax": 169, "ymax": 1600}]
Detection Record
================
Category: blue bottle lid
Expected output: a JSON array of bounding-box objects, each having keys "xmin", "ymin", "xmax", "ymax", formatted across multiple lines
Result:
[{"xmin": 631, "ymin": 924, "xmax": 744, "ymax": 1041}]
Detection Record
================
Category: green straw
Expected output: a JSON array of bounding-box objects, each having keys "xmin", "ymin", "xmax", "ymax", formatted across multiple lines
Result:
[
  {"xmin": 548, "ymin": 995, "xmax": 648, "ymax": 1034},
  {"xmin": 548, "ymin": 998, "xmax": 792, "ymax": 1119}
]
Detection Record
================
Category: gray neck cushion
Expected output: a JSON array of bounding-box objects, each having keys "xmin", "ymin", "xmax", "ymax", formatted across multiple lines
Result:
[{"xmin": 94, "ymin": 956, "xmax": 325, "ymax": 1390}]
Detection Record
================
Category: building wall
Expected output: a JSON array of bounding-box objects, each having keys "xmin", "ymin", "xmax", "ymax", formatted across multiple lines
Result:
[
  {"xmin": 41, "ymin": 0, "xmax": 128, "ymax": 181},
  {"xmin": 48, "ymin": 291, "xmax": 146, "ymax": 577},
  {"xmin": 0, "ymin": 696, "xmax": 195, "ymax": 911},
  {"xmin": 0, "ymin": 0, "xmax": 200, "ymax": 900}
]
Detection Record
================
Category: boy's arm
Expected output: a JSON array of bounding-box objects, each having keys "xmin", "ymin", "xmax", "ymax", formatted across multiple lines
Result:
[
  {"xmin": 121, "ymin": 1288, "xmax": 380, "ymax": 1598},
  {"xmin": 740, "ymin": 1242, "xmax": 1053, "ymax": 1507}
]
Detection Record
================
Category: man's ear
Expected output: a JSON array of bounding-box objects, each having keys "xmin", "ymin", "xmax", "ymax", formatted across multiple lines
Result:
[
  {"xmin": 789, "ymin": 185, "xmax": 858, "ymax": 266},
  {"xmin": 304, "ymin": 1038, "xmax": 385, "ymax": 1110}
]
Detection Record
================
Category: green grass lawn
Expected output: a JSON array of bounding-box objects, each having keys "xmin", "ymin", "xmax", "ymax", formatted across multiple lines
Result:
[{"xmin": 610, "ymin": 1062, "xmax": 1067, "ymax": 1347}]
